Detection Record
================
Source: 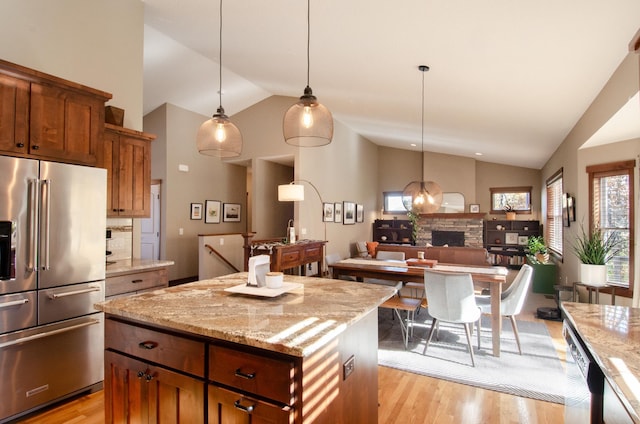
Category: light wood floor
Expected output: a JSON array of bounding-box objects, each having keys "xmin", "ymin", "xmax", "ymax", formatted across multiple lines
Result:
[{"xmin": 14, "ymin": 293, "xmax": 566, "ymax": 424}]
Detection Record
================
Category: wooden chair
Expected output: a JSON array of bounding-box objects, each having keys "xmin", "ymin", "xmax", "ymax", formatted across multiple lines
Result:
[{"xmin": 380, "ymin": 295, "xmax": 422, "ymax": 349}]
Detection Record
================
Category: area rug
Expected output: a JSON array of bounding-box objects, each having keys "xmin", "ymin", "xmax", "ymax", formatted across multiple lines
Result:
[{"xmin": 377, "ymin": 309, "xmax": 566, "ymax": 404}]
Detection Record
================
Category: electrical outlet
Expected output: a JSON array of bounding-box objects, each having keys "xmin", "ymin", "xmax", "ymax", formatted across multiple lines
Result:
[
  {"xmin": 220, "ymin": 238, "xmax": 224, "ymax": 245},
  {"xmin": 343, "ymin": 355, "xmax": 355, "ymax": 380},
  {"xmin": 179, "ymin": 228, "xmax": 184, "ymax": 235}
]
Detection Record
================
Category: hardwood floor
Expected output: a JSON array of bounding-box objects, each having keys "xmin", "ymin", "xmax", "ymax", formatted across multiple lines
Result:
[{"xmin": 14, "ymin": 293, "xmax": 566, "ymax": 424}]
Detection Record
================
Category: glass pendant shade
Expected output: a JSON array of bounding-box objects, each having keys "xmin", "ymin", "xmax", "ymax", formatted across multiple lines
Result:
[
  {"xmin": 284, "ymin": 86, "xmax": 333, "ymax": 147},
  {"xmin": 402, "ymin": 180, "xmax": 443, "ymax": 214},
  {"xmin": 197, "ymin": 107, "xmax": 242, "ymax": 157}
]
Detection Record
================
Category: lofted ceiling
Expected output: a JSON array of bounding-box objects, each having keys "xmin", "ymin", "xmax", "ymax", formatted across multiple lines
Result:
[{"xmin": 142, "ymin": 0, "xmax": 640, "ymax": 169}]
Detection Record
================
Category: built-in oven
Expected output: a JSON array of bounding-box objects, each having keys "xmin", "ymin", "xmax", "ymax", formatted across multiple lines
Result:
[{"xmin": 563, "ymin": 320, "xmax": 604, "ymax": 424}]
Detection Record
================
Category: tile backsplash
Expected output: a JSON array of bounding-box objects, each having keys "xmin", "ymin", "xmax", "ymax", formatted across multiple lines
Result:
[{"xmin": 107, "ymin": 218, "xmax": 133, "ymax": 261}]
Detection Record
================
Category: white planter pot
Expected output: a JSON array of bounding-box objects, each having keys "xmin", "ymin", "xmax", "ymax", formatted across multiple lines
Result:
[{"xmin": 580, "ymin": 264, "xmax": 607, "ymax": 286}]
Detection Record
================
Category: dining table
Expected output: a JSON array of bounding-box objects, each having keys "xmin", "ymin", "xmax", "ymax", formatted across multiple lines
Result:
[{"xmin": 331, "ymin": 258, "xmax": 509, "ymax": 357}]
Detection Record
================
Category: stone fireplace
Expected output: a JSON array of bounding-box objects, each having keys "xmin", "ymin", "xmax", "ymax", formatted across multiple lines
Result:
[{"xmin": 415, "ymin": 214, "xmax": 483, "ymax": 248}]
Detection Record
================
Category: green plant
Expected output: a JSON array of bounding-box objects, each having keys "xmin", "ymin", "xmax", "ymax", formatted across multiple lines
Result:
[
  {"xmin": 526, "ymin": 236, "xmax": 548, "ymax": 264},
  {"xmin": 572, "ymin": 225, "xmax": 622, "ymax": 265}
]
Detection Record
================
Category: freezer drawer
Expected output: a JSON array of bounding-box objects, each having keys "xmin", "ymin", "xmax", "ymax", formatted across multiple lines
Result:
[
  {"xmin": 38, "ymin": 281, "xmax": 104, "ymax": 325},
  {"xmin": 0, "ymin": 291, "xmax": 37, "ymax": 334},
  {"xmin": 0, "ymin": 314, "xmax": 104, "ymax": 423}
]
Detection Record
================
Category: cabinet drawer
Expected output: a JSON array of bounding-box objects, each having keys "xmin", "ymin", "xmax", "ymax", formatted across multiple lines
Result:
[
  {"xmin": 106, "ymin": 318, "xmax": 205, "ymax": 377},
  {"xmin": 106, "ymin": 269, "xmax": 167, "ymax": 297},
  {"xmin": 209, "ymin": 345, "xmax": 295, "ymax": 405},
  {"xmin": 208, "ymin": 385, "xmax": 292, "ymax": 423},
  {"xmin": 279, "ymin": 251, "xmax": 302, "ymax": 269},
  {"xmin": 303, "ymin": 245, "xmax": 322, "ymax": 262}
]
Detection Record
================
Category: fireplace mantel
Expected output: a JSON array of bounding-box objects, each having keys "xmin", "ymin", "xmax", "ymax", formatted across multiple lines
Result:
[
  {"xmin": 415, "ymin": 214, "xmax": 485, "ymax": 248},
  {"xmin": 416, "ymin": 212, "xmax": 486, "ymax": 219}
]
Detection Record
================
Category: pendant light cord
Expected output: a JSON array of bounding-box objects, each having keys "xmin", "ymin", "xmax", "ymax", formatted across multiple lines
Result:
[
  {"xmin": 421, "ymin": 66, "xmax": 425, "ymax": 178},
  {"xmin": 218, "ymin": 0, "xmax": 223, "ymax": 109},
  {"xmin": 306, "ymin": 0, "xmax": 310, "ymax": 88}
]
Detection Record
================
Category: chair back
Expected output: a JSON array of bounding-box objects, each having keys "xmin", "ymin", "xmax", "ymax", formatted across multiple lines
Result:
[
  {"xmin": 500, "ymin": 264, "xmax": 533, "ymax": 316},
  {"xmin": 424, "ymin": 270, "xmax": 480, "ymax": 324},
  {"xmin": 376, "ymin": 251, "xmax": 405, "ymax": 261},
  {"xmin": 355, "ymin": 241, "xmax": 369, "ymax": 258},
  {"xmin": 325, "ymin": 253, "xmax": 342, "ymax": 266}
]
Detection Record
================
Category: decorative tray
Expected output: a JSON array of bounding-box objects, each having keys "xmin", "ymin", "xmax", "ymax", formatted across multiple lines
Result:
[{"xmin": 224, "ymin": 282, "xmax": 303, "ymax": 298}]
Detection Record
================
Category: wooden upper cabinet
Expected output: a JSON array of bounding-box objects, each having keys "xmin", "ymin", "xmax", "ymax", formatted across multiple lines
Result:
[
  {"xmin": 100, "ymin": 124, "xmax": 155, "ymax": 218},
  {"xmin": 0, "ymin": 74, "xmax": 29, "ymax": 154},
  {"xmin": 0, "ymin": 59, "xmax": 111, "ymax": 166}
]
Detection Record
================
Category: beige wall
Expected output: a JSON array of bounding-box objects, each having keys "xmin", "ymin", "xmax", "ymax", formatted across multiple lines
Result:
[{"xmin": 542, "ymin": 51, "xmax": 639, "ymax": 306}]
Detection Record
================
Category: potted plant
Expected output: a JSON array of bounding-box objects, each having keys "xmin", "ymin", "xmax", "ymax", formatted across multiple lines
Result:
[
  {"xmin": 572, "ymin": 225, "xmax": 623, "ymax": 286},
  {"xmin": 526, "ymin": 236, "xmax": 549, "ymax": 264},
  {"xmin": 407, "ymin": 211, "xmax": 419, "ymax": 245},
  {"xmin": 503, "ymin": 204, "xmax": 516, "ymax": 220}
]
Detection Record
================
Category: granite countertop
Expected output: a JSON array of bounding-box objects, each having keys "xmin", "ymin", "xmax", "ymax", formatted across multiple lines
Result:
[
  {"xmin": 562, "ymin": 302, "xmax": 640, "ymax": 423},
  {"xmin": 105, "ymin": 258, "xmax": 175, "ymax": 277},
  {"xmin": 95, "ymin": 272, "xmax": 396, "ymax": 357}
]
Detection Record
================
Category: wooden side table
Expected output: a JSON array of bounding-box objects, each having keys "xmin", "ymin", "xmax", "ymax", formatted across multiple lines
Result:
[{"xmin": 573, "ymin": 281, "xmax": 616, "ymax": 305}]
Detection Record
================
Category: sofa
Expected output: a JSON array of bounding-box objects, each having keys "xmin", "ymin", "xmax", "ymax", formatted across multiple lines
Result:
[{"xmin": 375, "ymin": 244, "xmax": 491, "ymax": 266}]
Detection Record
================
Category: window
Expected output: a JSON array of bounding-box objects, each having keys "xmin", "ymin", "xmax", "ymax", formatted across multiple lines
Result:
[
  {"xmin": 383, "ymin": 191, "xmax": 410, "ymax": 214},
  {"xmin": 587, "ymin": 160, "xmax": 635, "ymax": 295},
  {"xmin": 490, "ymin": 186, "xmax": 532, "ymax": 214},
  {"xmin": 545, "ymin": 170, "xmax": 563, "ymax": 258}
]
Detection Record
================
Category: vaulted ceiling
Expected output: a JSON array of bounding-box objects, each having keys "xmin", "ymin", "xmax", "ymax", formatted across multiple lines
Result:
[{"xmin": 142, "ymin": 0, "xmax": 640, "ymax": 169}]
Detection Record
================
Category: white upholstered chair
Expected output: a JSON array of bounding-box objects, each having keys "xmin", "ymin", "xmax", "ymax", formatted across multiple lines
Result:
[
  {"xmin": 475, "ymin": 264, "xmax": 534, "ymax": 355},
  {"xmin": 375, "ymin": 250, "xmax": 405, "ymax": 261},
  {"xmin": 423, "ymin": 269, "xmax": 481, "ymax": 366}
]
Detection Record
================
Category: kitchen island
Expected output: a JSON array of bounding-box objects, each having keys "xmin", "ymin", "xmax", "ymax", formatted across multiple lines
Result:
[
  {"xmin": 95, "ymin": 272, "xmax": 396, "ymax": 423},
  {"xmin": 562, "ymin": 302, "xmax": 640, "ymax": 423}
]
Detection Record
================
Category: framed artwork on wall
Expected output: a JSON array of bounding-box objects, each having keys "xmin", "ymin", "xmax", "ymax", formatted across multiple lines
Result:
[
  {"xmin": 356, "ymin": 204, "xmax": 364, "ymax": 223},
  {"xmin": 205, "ymin": 200, "xmax": 221, "ymax": 223},
  {"xmin": 469, "ymin": 204, "xmax": 480, "ymax": 213},
  {"xmin": 334, "ymin": 202, "xmax": 342, "ymax": 223},
  {"xmin": 343, "ymin": 201, "xmax": 356, "ymax": 225},
  {"xmin": 323, "ymin": 203, "xmax": 334, "ymax": 222},
  {"xmin": 190, "ymin": 203, "xmax": 202, "ymax": 220},
  {"xmin": 223, "ymin": 203, "xmax": 241, "ymax": 222}
]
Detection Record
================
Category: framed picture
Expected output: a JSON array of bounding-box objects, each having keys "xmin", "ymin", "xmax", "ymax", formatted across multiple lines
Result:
[
  {"xmin": 190, "ymin": 203, "xmax": 202, "ymax": 220},
  {"xmin": 323, "ymin": 203, "xmax": 334, "ymax": 222},
  {"xmin": 505, "ymin": 232, "xmax": 518, "ymax": 245},
  {"xmin": 343, "ymin": 201, "xmax": 356, "ymax": 225},
  {"xmin": 334, "ymin": 202, "xmax": 342, "ymax": 223},
  {"xmin": 356, "ymin": 204, "xmax": 364, "ymax": 223},
  {"xmin": 562, "ymin": 193, "xmax": 571, "ymax": 227},
  {"xmin": 518, "ymin": 236, "xmax": 529, "ymax": 246},
  {"xmin": 568, "ymin": 195, "xmax": 576, "ymax": 222},
  {"xmin": 205, "ymin": 200, "xmax": 221, "ymax": 224},
  {"xmin": 469, "ymin": 204, "xmax": 480, "ymax": 213},
  {"xmin": 223, "ymin": 203, "xmax": 241, "ymax": 222}
]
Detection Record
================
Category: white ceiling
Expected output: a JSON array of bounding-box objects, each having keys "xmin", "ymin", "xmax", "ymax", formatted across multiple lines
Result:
[{"xmin": 142, "ymin": 0, "xmax": 640, "ymax": 169}]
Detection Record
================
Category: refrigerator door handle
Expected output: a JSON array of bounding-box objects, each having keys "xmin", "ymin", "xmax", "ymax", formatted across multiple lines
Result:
[
  {"xmin": 0, "ymin": 298, "xmax": 30, "ymax": 308},
  {"xmin": 27, "ymin": 179, "xmax": 39, "ymax": 272},
  {"xmin": 0, "ymin": 318, "xmax": 100, "ymax": 349},
  {"xmin": 48, "ymin": 286, "xmax": 101, "ymax": 299},
  {"xmin": 39, "ymin": 179, "xmax": 51, "ymax": 271}
]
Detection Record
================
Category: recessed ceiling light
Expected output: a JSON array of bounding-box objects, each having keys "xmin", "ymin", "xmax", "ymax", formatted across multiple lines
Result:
[
  {"xmin": 410, "ymin": 143, "xmax": 417, "ymax": 147},
  {"xmin": 475, "ymin": 152, "xmax": 483, "ymax": 156}
]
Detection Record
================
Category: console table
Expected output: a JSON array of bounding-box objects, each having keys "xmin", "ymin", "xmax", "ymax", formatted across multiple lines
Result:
[{"xmin": 245, "ymin": 239, "xmax": 326, "ymax": 275}]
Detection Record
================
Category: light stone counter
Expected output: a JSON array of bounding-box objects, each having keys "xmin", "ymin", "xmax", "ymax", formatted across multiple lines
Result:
[
  {"xmin": 562, "ymin": 302, "xmax": 640, "ymax": 423},
  {"xmin": 105, "ymin": 258, "xmax": 175, "ymax": 277},
  {"xmin": 96, "ymin": 272, "xmax": 396, "ymax": 357}
]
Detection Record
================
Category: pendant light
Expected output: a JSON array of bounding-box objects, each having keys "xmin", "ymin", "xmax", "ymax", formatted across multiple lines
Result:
[
  {"xmin": 402, "ymin": 65, "xmax": 443, "ymax": 214},
  {"xmin": 283, "ymin": 0, "xmax": 333, "ymax": 147},
  {"xmin": 196, "ymin": 0, "xmax": 242, "ymax": 158}
]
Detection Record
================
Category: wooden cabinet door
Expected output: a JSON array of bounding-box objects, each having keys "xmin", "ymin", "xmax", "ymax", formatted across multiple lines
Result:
[
  {"xmin": 0, "ymin": 74, "xmax": 29, "ymax": 155},
  {"xmin": 117, "ymin": 134, "xmax": 150, "ymax": 217},
  {"xmin": 30, "ymin": 82, "xmax": 102, "ymax": 165},
  {"xmin": 104, "ymin": 351, "xmax": 205, "ymax": 424},
  {"xmin": 208, "ymin": 385, "xmax": 292, "ymax": 424},
  {"xmin": 100, "ymin": 129, "xmax": 119, "ymax": 215}
]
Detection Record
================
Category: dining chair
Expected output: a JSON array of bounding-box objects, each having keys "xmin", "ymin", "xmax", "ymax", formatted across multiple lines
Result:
[
  {"xmin": 376, "ymin": 251, "xmax": 405, "ymax": 261},
  {"xmin": 423, "ymin": 269, "xmax": 481, "ymax": 366},
  {"xmin": 325, "ymin": 253, "xmax": 356, "ymax": 281},
  {"xmin": 475, "ymin": 264, "xmax": 533, "ymax": 355}
]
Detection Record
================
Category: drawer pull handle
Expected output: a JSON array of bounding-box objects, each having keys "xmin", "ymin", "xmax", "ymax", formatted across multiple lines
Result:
[
  {"xmin": 131, "ymin": 279, "xmax": 144, "ymax": 284},
  {"xmin": 233, "ymin": 399, "xmax": 255, "ymax": 413},
  {"xmin": 234, "ymin": 369, "xmax": 256, "ymax": 380},
  {"xmin": 136, "ymin": 369, "xmax": 154, "ymax": 382},
  {"xmin": 138, "ymin": 341, "xmax": 158, "ymax": 350},
  {"xmin": 16, "ymin": 142, "xmax": 24, "ymax": 148}
]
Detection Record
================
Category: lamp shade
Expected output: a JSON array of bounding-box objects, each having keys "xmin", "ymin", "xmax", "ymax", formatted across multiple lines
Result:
[
  {"xmin": 278, "ymin": 184, "xmax": 305, "ymax": 201},
  {"xmin": 197, "ymin": 108, "xmax": 242, "ymax": 158},
  {"xmin": 283, "ymin": 87, "xmax": 333, "ymax": 147},
  {"xmin": 402, "ymin": 180, "xmax": 443, "ymax": 214}
]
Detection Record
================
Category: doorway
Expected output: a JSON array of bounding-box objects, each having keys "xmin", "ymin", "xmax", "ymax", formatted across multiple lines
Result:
[{"xmin": 141, "ymin": 182, "xmax": 161, "ymax": 260}]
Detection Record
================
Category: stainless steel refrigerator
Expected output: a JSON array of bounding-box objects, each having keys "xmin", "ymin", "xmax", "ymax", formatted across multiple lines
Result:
[{"xmin": 0, "ymin": 156, "xmax": 106, "ymax": 423}]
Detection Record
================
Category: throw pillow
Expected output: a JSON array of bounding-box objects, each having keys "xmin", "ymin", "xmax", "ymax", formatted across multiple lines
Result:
[{"xmin": 366, "ymin": 241, "xmax": 379, "ymax": 257}]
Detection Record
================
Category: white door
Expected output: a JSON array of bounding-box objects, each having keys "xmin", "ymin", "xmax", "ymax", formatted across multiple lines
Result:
[{"xmin": 141, "ymin": 184, "xmax": 160, "ymax": 260}]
